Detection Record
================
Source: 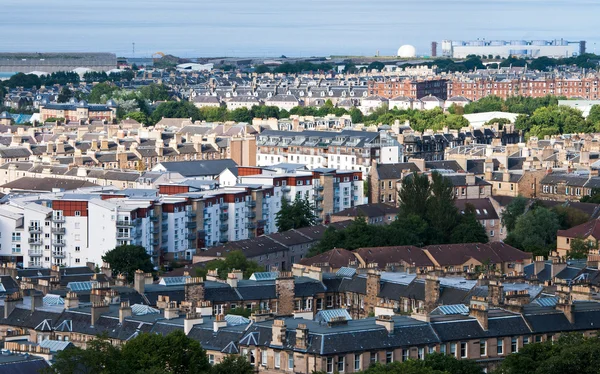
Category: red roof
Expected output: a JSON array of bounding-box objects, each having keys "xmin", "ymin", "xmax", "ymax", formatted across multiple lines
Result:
[{"xmin": 557, "ymin": 219, "xmax": 600, "ymax": 240}]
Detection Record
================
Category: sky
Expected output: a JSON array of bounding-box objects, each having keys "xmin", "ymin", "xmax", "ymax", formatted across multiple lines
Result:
[{"xmin": 2, "ymin": 0, "xmax": 598, "ymax": 57}]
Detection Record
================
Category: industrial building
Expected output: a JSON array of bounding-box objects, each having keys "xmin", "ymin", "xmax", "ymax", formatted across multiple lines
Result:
[
  {"xmin": 442, "ymin": 39, "xmax": 585, "ymax": 59},
  {"xmin": 0, "ymin": 52, "xmax": 117, "ymax": 74}
]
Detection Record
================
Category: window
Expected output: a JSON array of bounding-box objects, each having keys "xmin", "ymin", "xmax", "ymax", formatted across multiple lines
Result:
[
  {"xmin": 440, "ymin": 344, "xmax": 446, "ymax": 354},
  {"xmin": 535, "ymin": 335, "xmax": 542, "ymax": 343},
  {"xmin": 370, "ymin": 353, "xmax": 378, "ymax": 365},
  {"xmin": 511, "ymin": 337, "xmax": 518, "ymax": 353},
  {"xmin": 75, "ymin": 234, "xmax": 80, "ymax": 241},
  {"xmin": 75, "ymin": 211, "xmax": 81, "ymax": 216},
  {"xmin": 386, "ymin": 351, "xmax": 393, "ymax": 364},
  {"xmin": 75, "ymin": 246, "xmax": 80, "ymax": 252},
  {"xmin": 523, "ymin": 336, "xmax": 530, "ymax": 346},
  {"xmin": 316, "ymin": 298, "xmax": 323, "ymax": 310},
  {"xmin": 327, "ymin": 295, "xmax": 333, "ymax": 307},
  {"xmin": 354, "ymin": 354, "xmax": 361, "ymax": 371},
  {"xmin": 275, "ymin": 352, "xmax": 281, "ymax": 368},
  {"xmin": 490, "ymin": 230, "xmax": 495, "ymax": 237},
  {"xmin": 326, "ymin": 357, "xmax": 333, "ymax": 373},
  {"xmin": 75, "ymin": 258, "xmax": 80, "ymax": 264},
  {"xmin": 402, "ymin": 349, "xmax": 409, "ymax": 362},
  {"xmin": 288, "ymin": 353, "xmax": 294, "ymax": 370},
  {"xmin": 337, "ymin": 355, "xmax": 344, "ymax": 372},
  {"xmin": 74, "ymin": 222, "xmax": 80, "ymax": 229},
  {"xmin": 450, "ymin": 343, "xmax": 457, "ymax": 357},
  {"xmin": 497, "ymin": 339, "xmax": 504, "ymax": 355},
  {"xmin": 480, "ymin": 339, "xmax": 487, "ymax": 356},
  {"xmin": 418, "ymin": 347, "xmax": 425, "ymax": 360},
  {"xmin": 261, "ymin": 350, "xmax": 267, "ymax": 366},
  {"xmin": 460, "ymin": 342, "xmax": 467, "ymax": 358},
  {"xmin": 208, "ymin": 354, "xmax": 215, "ymax": 365}
]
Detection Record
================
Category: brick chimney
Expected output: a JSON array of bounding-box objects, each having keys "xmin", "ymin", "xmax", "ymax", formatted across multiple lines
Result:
[
  {"xmin": 488, "ymin": 280, "xmax": 504, "ymax": 307},
  {"xmin": 424, "ymin": 275, "xmax": 440, "ymax": 313},
  {"xmin": 119, "ymin": 301, "xmax": 132, "ymax": 323},
  {"xmin": 91, "ymin": 301, "xmax": 110, "ymax": 327},
  {"xmin": 375, "ymin": 315, "xmax": 395, "ymax": 334},
  {"xmin": 226, "ymin": 273, "xmax": 238, "ymax": 288},
  {"xmin": 184, "ymin": 311, "xmax": 204, "ymax": 334},
  {"xmin": 271, "ymin": 319, "xmax": 286, "ymax": 346},
  {"xmin": 213, "ymin": 314, "xmax": 227, "ymax": 332},
  {"xmin": 275, "ymin": 272, "xmax": 295, "ymax": 316},
  {"xmin": 295, "ymin": 323, "xmax": 309, "ymax": 349},
  {"xmin": 3, "ymin": 292, "xmax": 22, "ymax": 319},
  {"xmin": 504, "ymin": 290, "xmax": 530, "ymax": 312},
  {"xmin": 533, "ymin": 256, "xmax": 545, "ymax": 276},
  {"xmin": 551, "ymin": 257, "xmax": 567, "ymax": 279},
  {"xmin": 134, "ymin": 270, "xmax": 152, "ymax": 295},
  {"xmin": 184, "ymin": 277, "xmax": 205, "ymax": 306},
  {"xmin": 556, "ymin": 297, "xmax": 574, "ymax": 324},
  {"xmin": 64, "ymin": 292, "xmax": 79, "ymax": 310},
  {"xmin": 365, "ymin": 269, "xmax": 381, "ymax": 315},
  {"xmin": 164, "ymin": 301, "xmax": 180, "ymax": 320},
  {"xmin": 469, "ymin": 296, "xmax": 489, "ymax": 331}
]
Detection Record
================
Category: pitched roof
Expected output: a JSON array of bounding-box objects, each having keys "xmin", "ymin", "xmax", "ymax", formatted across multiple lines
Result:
[
  {"xmin": 1, "ymin": 177, "xmax": 98, "ymax": 192},
  {"xmin": 298, "ymin": 248, "xmax": 357, "ymax": 269},
  {"xmin": 356, "ymin": 246, "xmax": 434, "ymax": 268},
  {"xmin": 557, "ymin": 219, "xmax": 600, "ymax": 239},
  {"xmin": 156, "ymin": 159, "xmax": 238, "ymax": 177}
]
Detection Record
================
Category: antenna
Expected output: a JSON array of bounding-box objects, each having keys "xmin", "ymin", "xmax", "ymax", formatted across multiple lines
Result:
[{"xmin": 132, "ymin": 42, "xmax": 135, "ymax": 57}]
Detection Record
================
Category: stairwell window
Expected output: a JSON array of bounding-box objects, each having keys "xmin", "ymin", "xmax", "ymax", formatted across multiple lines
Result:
[{"xmin": 274, "ymin": 352, "xmax": 280, "ymax": 369}]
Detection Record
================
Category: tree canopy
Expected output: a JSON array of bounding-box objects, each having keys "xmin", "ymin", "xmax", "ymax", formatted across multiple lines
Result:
[
  {"xmin": 101, "ymin": 244, "xmax": 153, "ymax": 282},
  {"xmin": 504, "ymin": 206, "xmax": 560, "ymax": 257},
  {"xmin": 275, "ymin": 197, "xmax": 317, "ymax": 232},
  {"xmin": 195, "ymin": 250, "xmax": 262, "ymax": 280}
]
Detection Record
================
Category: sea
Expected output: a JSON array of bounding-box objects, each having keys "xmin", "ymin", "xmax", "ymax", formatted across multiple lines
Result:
[{"xmin": 2, "ymin": 0, "xmax": 599, "ymax": 58}]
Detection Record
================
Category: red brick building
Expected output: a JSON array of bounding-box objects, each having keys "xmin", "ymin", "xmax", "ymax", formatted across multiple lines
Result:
[{"xmin": 368, "ymin": 78, "xmax": 448, "ymax": 99}]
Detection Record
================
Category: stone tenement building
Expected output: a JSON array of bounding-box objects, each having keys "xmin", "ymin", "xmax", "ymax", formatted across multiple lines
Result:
[{"xmin": 367, "ymin": 78, "xmax": 449, "ymax": 100}]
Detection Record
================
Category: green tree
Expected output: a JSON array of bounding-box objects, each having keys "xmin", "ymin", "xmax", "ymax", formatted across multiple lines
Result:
[
  {"xmin": 569, "ymin": 237, "xmax": 596, "ymax": 259},
  {"xmin": 581, "ymin": 188, "xmax": 600, "ymax": 203},
  {"xmin": 398, "ymin": 172, "xmax": 431, "ymax": 221},
  {"xmin": 426, "ymin": 172, "xmax": 459, "ymax": 244},
  {"xmin": 451, "ymin": 204, "xmax": 489, "ymax": 244},
  {"xmin": 101, "ymin": 245, "xmax": 153, "ymax": 282},
  {"xmin": 140, "ymin": 84, "xmax": 170, "ymax": 102},
  {"xmin": 254, "ymin": 65, "xmax": 270, "ymax": 74},
  {"xmin": 501, "ymin": 195, "xmax": 528, "ymax": 232},
  {"xmin": 151, "ymin": 101, "xmax": 203, "ymax": 123},
  {"xmin": 587, "ymin": 105, "xmax": 600, "ymax": 131},
  {"xmin": 275, "ymin": 197, "xmax": 317, "ymax": 232},
  {"xmin": 196, "ymin": 250, "xmax": 262, "ymax": 279},
  {"xmin": 121, "ymin": 330, "xmax": 210, "ymax": 374},
  {"xmin": 551, "ymin": 205, "xmax": 590, "ymax": 230},
  {"xmin": 226, "ymin": 107, "xmax": 253, "ymax": 122},
  {"xmin": 349, "ymin": 107, "xmax": 364, "ymax": 123},
  {"xmin": 367, "ymin": 61, "xmax": 385, "ymax": 71},
  {"xmin": 211, "ymin": 355, "xmax": 254, "ymax": 374},
  {"xmin": 422, "ymin": 352, "xmax": 482, "ymax": 374},
  {"xmin": 505, "ymin": 207, "xmax": 560, "ymax": 256},
  {"xmin": 44, "ymin": 334, "xmax": 124, "ymax": 374},
  {"xmin": 57, "ymin": 86, "xmax": 73, "ymax": 103},
  {"xmin": 124, "ymin": 111, "xmax": 149, "ymax": 124},
  {"xmin": 88, "ymin": 83, "xmax": 118, "ymax": 103}
]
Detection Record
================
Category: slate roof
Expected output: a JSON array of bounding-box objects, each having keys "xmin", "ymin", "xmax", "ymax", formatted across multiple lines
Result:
[
  {"xmin": 157, "ymin": 159, "xmax": 238, "ymax": 177},
  {"xmin": 356, "ymin": 246, "xmax": 434, "ymax": 268},
  {"xmin": 376, "ymin": 163, "xmax": 420, "ymax": 179},
  {"xmin": 298, "ymin": 248, "xmax": 357, "ymax": 269},
  {"xmin": 332, "ymin": 203, "xmax": 399, "ymax": 220},
  {"xmin": 557, "ymin": 219, "xmax": 600, "ymax": 240},
  {"xmin": 1, "ymin": 177, "xmax": 98, "ymax": 192}
]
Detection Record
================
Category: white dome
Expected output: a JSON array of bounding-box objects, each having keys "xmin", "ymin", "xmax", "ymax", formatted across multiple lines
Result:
[{"xmin": 397, "ymin": 45, "xmax": 416, "ymax": 58}]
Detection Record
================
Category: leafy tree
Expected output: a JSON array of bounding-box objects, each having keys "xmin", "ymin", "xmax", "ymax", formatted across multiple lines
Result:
[
  {"xmin": 44, "ymin": 333, "xmax": 125, "ymax": 374},
  {"xmin": 569, "ymin": 237, "xmax": 596, "ymax": 259},
  {"xmin": 501, "ymin": 195, "xmax": 528, "ymax": 232},
  {"xmin": 587, "ymin": 105, "xmax": 600, "ymax": 131},
  {"xmin": 57, "ymin": 87, "xmax": 73, "ymax": 103},
  {"xmin": 200, "ymin": 106, "xmax": 227, "ymax": 122},
  {"xmin": 349, "ymin": 107, "xmax": 364, "ymax": 123},
  {"xmin": 101, "ymin": 245, "xmax": 153, "ymax": 282},
  {"xmin": 196, "ymin": 250, "xmax": 262, "ymax": 279},
  {"xmin": 121, "ymin": 330, "xmax": 210, "ymax": 374},
  {"xmin": 210, "ymin": 355, "xmax": 254, "ymax": 374},
  {"xmin": 124, "ymin": 111, "xmax": 148, "ymax": 124},
  {"xmin": 426, "ymin": 172, "xmax": 459, "ymax": 244},
  {"xmin": 275, "ymin": 197, "xmax": 317, "ymax": 232},
  {"xmin": 368, "ymin": 61, "xmax": 385, "ymax": 71},
  {"xmin": 398, "ymin": 172, "xmax": 431, "ymax": 221},
  {"xmin": 254, "ymin": 64, "xmax": 270, "ymax": 74},
  {"xmin": 497, "ymin": 333, "xmax": 600, "ymax": 374},
  {"xmin": 3, "ymin": 73, "xmax": 42, "ymax": 88},
  {"xmin": 226, "ymin": 107, "xmax": 253, "ymax": 122},
  {"xmin": 551, "ymin": 205, "xmax": 589, "ymax": 230},
  {"xmin": 580, "ymin": 188, "xmax": 600, "ymax": 203},
  {"xmin": 451, "ymin": 204, "xmax": 489, "ymax": 244},
  {"xmin": 151, "ymin": 101, "xmax": 203, "ymax": 123},
  {"xmin": 422, "ymin": 352, "xmax": 482, "ymax": 374},
  {"xmin": 88, "ymin": 82, "xmax": 118, "ymax": 103},
  {"xmin": 505, "ymin": 207, "xmax": 560, "ymax": 256},
  {"xmin": 140, "ymin": 84, "xmax": 170, "ymax": 102}
]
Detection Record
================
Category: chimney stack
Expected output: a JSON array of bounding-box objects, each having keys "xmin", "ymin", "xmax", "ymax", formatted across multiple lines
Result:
[
  {"xmin": 184, "ymin": 311, "xmax": 204, "ymax": 334},
  {"xmin": 295, "ymin": 323, "xmax": 309, "ymax": 349},
  {"xmin": 184, "ymin": 277, "xmax": 205, "ymax": 306},
  {"xmin": 271, "ymin": 319, "xmax": 287, "ymax": 346},
  {"xmin": 91, "ymin": 301, "xmax": 110, "ymax": 327},
  {"xmin": 488, "ymin": 280, "xmax": 504, "ymax": 307},
  {"xmin": 375, "ymin": 315, "xmax": 395, "ymax": 334},
  {"xmin": 164, "ymin": 301, "xmax": 180, "ymax": 320},
  {"xmin": 3, "ymin": 292, "xmax": 22, "ymax": 319},
  {"xmin": 469, "ymin": 296, "xmax": 489, "ymax": 331},
  {"xmin": 119, "ymin": 301, "xmax": 132, "ymax": 323},
  {"xmin": 64, "ymin": 292, "xmax": 79, "ymax": 310},
  {"xmin": 226, "ymin": 273, "xmax": 238, "ymax": 288},
  {"xmin": 424, "ymin": 275, "xmax": 440, "ymax": 313},
  {"xmin": 275, "ymin": 272, "xmax": 295, "ymax": 316},
  {"xmin": 213, "ymin": 314, "xmax": 227, "ymax": 332}
]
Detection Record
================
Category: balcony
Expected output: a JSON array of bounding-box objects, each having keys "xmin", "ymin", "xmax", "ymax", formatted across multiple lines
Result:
[
  {"xmin": 161, "ymin": 213, "xmax": 168, "ymax": 221},
  {"xmin": 151, "ymin": 239, "xmax": 160, "ymax": 246},
  {"xmin": 246, "ymin": 211, "xmax": 256, "ymax": 219},
  {"xmin": 28, "ymin": 250, "xmax": 43, "ymax": 257},
  {"xmin": 28, "ymin": 238, "xmax": 42, "ymax": 245},
  {"xmin": 246, "ymin": 222, "xmax": 256, "ymax": 229},
  {"xmin": 28, "ymin": 226, "xmax": 42, "ymax": 233},
  {"xmin": 52, "ymin": 240, "xmax": 66, "ymax": 247},
  {"xmin": 186, "ymin": 233, "xmax": 197, "ymax": 240},
  {"xmin": 150, "ymin": 215, "xmax": 158, "ymax": 222},
  {"xmin": 11, "ymin": 248, "xmax": 21, "ymax": 254},
  {"xmin": 314, "ymin": 195, "xmax": 324, "ymax": 201},
  {"xmin": 219, "ymin": 224, "xmax": 229, "ymax": 232},
  {"xmin": 117, "ymin": 233, "xmax": 133, "ymax": 240},
  {"xmin": 219, "ymin": 235, "xmax": 228, "ymax": 243},
  {"xmin": 152, "ymin": 226, "xmax": 160, "ymax": 234},
  {"xmin": 219, "ymin": 203, "xmax": 228, "ymax": 211},
  {"xmin": 257, "ymin": 219, "xmax": 267, "ymax": 226},
  {"xmin": 186, "ymin": 211, "xmax": 197, "ymax": 218},
  {"xmin": 51, "ymin": 227, "xmax": 66, "ymax": 234},
  {"xmin": 314, "ymin": 185, "xmax": 324, "ymax": 192},
  {"xmin": 185, "ymin": 221, "xmax": 197, "ymax": 229},
  {"xmin": 316, "ymin": 207, "xmax": 324, "ymax": 212},
  {"xmin": 281, "ymin": 186, "xmax": 291, "ymax": 193},
  {"xmin": 219, "ymin": 213, "xmax": 229, "ymax": 221},
  {"xmin": 52, "ymin": 251, "xmax": 66, "ymax": 258},
  {"xmin": 28, "ymin": 261, "xmax": 41, "ymax": 268},
  {"xmin": 161, "ymin": 222, "xmax": 169, "ymax": 230},
  {"xmin": 52, "ymin": 216, "xmax": 65, "ymax": 223},
  {"xmin": 245, "ymin": 200, "xmax": 256, "ymax": 208},
  {"xmin": 117, "ymin": 220, "xmax": 134, "ymax": 227}
]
